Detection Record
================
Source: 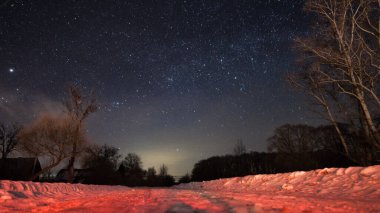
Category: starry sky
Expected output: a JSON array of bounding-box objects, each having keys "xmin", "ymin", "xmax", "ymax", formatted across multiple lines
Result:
[{"xmin": 0, "ymin": 0, "xmax": 319, "ymax": 176}]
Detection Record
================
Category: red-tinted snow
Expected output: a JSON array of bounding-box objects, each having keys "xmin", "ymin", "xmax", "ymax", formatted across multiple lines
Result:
[{"xmin": 0, "ymin": 165, "xmax": 379, "ymax": 212}]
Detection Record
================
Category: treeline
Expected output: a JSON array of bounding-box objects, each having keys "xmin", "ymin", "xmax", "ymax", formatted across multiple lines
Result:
[
  {"xmin": 191, "ymin": 151, "xmax": 354, "ymax": 182},
  {"xmin": 190, "ymin": 123, "xmax": 366, "ymax": 182},
  {"xmin": 78, "ymin": 144, "xmax": 175, "ymax": 186}
]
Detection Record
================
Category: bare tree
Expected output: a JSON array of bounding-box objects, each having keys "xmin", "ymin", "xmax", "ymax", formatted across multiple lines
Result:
[
  {"xmin": 0, "ymin": 123, "xmax": 21, "ymax": 159},
  {"xmin": 233, "ymin": 139, "xmax": 246, "ymax": 155},
  {"xmin": 17, "ymin": 115, "xmax": 86, "ymax": 180},
  {"xmin": 290, "ymin": 0, "xmax": 380, "ymax": 164},
  {"xmin": 159, "ymin": 164, "xmax": 168, "ymax": 176},
  {"xmin": 65, "ymin": 85, "xmax": 97, "ymax": 183}
]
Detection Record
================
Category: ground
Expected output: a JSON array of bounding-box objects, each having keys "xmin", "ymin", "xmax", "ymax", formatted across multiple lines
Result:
[{"xmin": 1, "ymin": 165, "xmax": 379, "ymax": 212}]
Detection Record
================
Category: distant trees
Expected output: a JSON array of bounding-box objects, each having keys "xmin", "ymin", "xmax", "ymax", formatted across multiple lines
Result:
[
  {"xmin": 144, "ymin": 165, "xmax": 175, "ymax": 187},
  {"xmin": 268, "ymin": 124, "xmax": 324, "ymax": 170},
  {"xmin": 190, "ymin": 122, "xmax": 360, "ymax": 182},
  {"xmin": 159, "ymin": 164, "xmax": 168, "ymax": 176},
  {"xmin": 82, "ymin": 144, "xmax": 121, "ymax": 185},
  {"xmin": 233, "ymin": 139, "xmax": 246, "ymax": 155},
  {"xmin": 82, "ymin": 144, "xmax": 121, "ymax": 170},
  {"xmin": 18, "ymin": 115, "xmax": 85, "ymax": 180},
  {"xmin": 0, "ymin": 123, "xmax": 21, "ymax": 159},
  {"xmin": 267, "ymin": 123, "xmax": 369, "ymax": 160},
  {"xmin": 290, "ymin": 0, "xmax": 380, "ymax": 164},
  {"xmin": 80, "ymin": 148, "xmax": 177, "ymax": 186},
  {"xmin": 65, "ymin": 85, "xmax": 97, "ymax": 183},
  {"xmin": 191, "ymin": 153, "xmax": 274, "ymax": 182},
  {"xmin": 267, "ymin": 124, "xmax": 320, "ymax": 153},
  {"xmin": 121, "ymin": 153, "xmax": 143, "ymax": 174},
  {"xmin": 158, "ymin": 164, "xmax": 175, "ymax": 186},
  {"xmin": 145, "ymin": 167, "xmax": 158, "ymax": 186},
  {"xmin": 177, "ymin": 173, "xmax": 191, "ymax": 184},
  {"xmin": 191, "ymin": 150, "xmax": 354, "ymax": 182},
  {"xmin": 119, "ymin": 153, "xmax": 145, "ymax": 186}
]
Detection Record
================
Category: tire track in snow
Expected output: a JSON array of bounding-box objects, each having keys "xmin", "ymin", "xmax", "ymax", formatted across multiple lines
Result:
[
  {"xmin": 197, "ymin": 191, "xmax": 235, "ymax": 213},
  {"xmin": 2, "ymin": 188, "xmax": 232, "ymax": 213},
  {"xmin": 167, "ymin": 189, "xmax": 229, "ymax": 212},
  {"xmin": 197, "ymin": 190, "xmax": 261, "ymax": 213}
]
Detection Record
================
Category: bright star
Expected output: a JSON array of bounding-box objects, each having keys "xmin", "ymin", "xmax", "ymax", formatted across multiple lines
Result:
[{"xmin": 9, "ymin": 68, "xmax": 14, "ymax": 73}]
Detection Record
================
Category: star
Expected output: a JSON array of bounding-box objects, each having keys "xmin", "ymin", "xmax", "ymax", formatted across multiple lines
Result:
[{"xmin": 9, "ymin": 68, "xmax": 14, "ymax": 73}]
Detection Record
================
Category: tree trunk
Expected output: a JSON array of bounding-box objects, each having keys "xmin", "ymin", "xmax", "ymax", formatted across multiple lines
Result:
[
  {"xmin": 66, "ymin": 142, "xmax": 77, "ymax": 183},
  {"xmin": 356, "ymin": 89, "xmax": 380, "ymax": 149}
]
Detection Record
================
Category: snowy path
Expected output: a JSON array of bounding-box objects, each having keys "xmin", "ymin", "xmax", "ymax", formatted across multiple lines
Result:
[
  {"xmin": 1, "ymin": 165, "xmax": 380, "ymax": 212},
  {"xmin": 0, "ymin": 187, "xmax": 235, "ymax": 212},
  {"xmin": 1, "ymin": 187, "xmax": 380, "ymax": 212}
]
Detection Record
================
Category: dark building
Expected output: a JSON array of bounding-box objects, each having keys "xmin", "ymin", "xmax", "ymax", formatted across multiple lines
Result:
[{"xmin": 0, "ymin": 158, "xmax": 42, "ymax": 181}]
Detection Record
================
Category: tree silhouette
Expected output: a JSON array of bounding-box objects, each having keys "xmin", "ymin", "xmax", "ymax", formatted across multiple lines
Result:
[
  {"xmin": 146, "ymin": 167, "xmax": 157, "ymax": 186},
  {"xmin": 0, "ymin": 123, "xmax": 21, "ymax": 159},
  {"xmin": 178, "ymin": 173, "xmax": 191, "ymax": 184},
  {"xmin": 18, "ymin": 115, "xmax": 85, "ymax": 180},
  {"xmin": 65, "ymin": 85, "xmax": 97, "ymax": 183},
  {"xmin": 267, "ymin": 124, "xmax": 319, "ymax": 153},
  {"xmin": 289, "ymin": 0, "xmax": 380, "ymax": 164},
  {"xmin": 158, "ymin": 164, "xmax": 175, "ymax": 186},
  {"xmin": 233, "ymin": 139, "xmax": 246, "ymax": 155},
  {"xmin": 82, "ymin": 144, "xmax": 121, "ymax": 185},
  {"xmin": 120, "ymin": 153, "xmax": 144, "ymax": 186}
]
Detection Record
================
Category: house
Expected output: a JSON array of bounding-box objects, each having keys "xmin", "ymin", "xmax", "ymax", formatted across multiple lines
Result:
[{"xmin": 0, "ymin": 158, "xmax": 42, "ymax": 181}]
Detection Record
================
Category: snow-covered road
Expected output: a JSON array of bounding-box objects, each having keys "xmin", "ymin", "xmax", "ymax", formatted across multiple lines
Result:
[
  {"xmin": 1, "ymin": 188, "xmax": 232, "ymax": 212},
  {"xmin": 2, "ymin": 187, "xmax": 379, "ymax": 212},
  {"xmin": 1, "ymin": 165, "xmax": 380, "ymax": 212}
]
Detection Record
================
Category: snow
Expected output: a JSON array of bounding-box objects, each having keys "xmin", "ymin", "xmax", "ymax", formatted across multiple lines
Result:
[
  {"xmin": 177, "ymin": 165, "xmax": 380, "ymax": 200},
  {"xmin": 1, "ymin": 165, "xmax": 379, "ymax": 212}
]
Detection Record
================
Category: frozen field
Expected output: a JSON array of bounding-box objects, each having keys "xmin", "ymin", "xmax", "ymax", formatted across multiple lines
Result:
[{"xmin": 1, "ymin": 165, "xmax": 379, "ymax": 212}]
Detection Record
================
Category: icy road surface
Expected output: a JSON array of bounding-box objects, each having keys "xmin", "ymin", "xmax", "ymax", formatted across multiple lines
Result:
[{"xmin": 1, "ymin": 165, "xmax": 380, "ymax": 212}]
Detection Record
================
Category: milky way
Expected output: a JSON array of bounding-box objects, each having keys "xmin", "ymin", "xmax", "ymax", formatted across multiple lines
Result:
[{"xmin": 0, "ymin": 0, "xmax": 318, "ymax": 175}]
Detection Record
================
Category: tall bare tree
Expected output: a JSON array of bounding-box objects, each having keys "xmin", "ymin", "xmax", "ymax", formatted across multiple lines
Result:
[
  {"xmin": 18, "ymin": 115, "xmax": 86, "ymax": 180},
  {"xmin": 233, "ymin": 139, "xmax": 247, "ymax": 155},
  {"xmin": 159, "ymin": 164, "xmax": 168, "ymax": 176},
  {"xmin": 0, "ymin": 123, "xmax": 21, "ymax": 159},
  {"xmin": 290, "ymin": 0, "xmax": 380, "ymax": 164},
  {"xmin": 65, "ymin": 85, "xmax": 97, "ymax": 183}
]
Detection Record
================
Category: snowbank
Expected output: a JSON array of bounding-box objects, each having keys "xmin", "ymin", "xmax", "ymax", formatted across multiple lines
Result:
[
  {"xmin": 176, "ymin": 165, "xmax": 380, "ymax": 200},
  {"xmin": 0, "ymin": 180, "xmax": 125, "ymax": 201},
  {"xmin": 0, "ymin": 166, "xmax": 379, "ymax": 212}
]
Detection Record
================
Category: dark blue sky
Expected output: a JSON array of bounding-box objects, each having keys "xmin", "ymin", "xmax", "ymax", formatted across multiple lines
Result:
[{"xmin": 0, "ymin": 0, "xmax": 319, "ymax": 175}]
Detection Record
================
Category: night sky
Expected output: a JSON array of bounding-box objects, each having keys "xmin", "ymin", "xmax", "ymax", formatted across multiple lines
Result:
[{"xmin": 0, "ymin": 0, "xmax": 318, "ymax": 176}]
